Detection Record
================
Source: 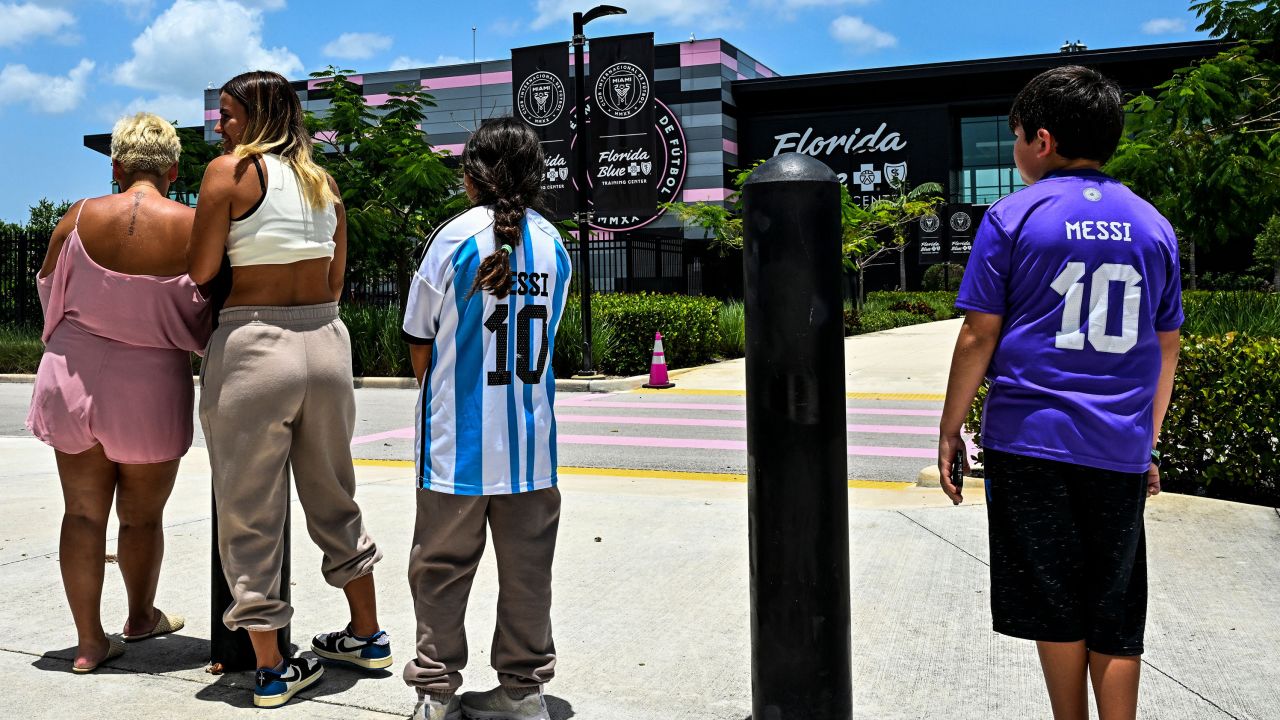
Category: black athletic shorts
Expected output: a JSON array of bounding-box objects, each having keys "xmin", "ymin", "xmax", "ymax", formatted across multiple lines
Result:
[{"xmin": 984, "ymin": 448, "xmax": 1149, "ymax": 656}]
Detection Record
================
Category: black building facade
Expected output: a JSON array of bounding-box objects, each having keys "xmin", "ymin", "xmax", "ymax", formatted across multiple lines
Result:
[{"xmin": 730, "ymin": 40, "xmax": 1227, "ymax": 294}]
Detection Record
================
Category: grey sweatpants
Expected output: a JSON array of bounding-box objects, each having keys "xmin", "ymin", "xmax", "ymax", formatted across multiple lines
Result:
[
  {"xmin": 403, "ymin": 487, "xmax": 560, "ymax": 695},
  {"xmin": 200, "ymin": 303, "xmax": 381, "ymax": 632}
]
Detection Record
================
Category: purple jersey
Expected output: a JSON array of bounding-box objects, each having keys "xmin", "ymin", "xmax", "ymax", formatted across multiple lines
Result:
[{"xmin": 957, "ymin": 169, "xmax": 1183, "ymax": 474}]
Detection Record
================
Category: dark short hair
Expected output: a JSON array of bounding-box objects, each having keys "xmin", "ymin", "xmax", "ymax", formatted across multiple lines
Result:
[{"xmin": 1008, "ymin": 65, "xmax": 1124, "ymax": 163}]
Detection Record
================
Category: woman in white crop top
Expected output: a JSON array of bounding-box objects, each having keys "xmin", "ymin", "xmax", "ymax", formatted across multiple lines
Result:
[{"xmin": 188, "ymin": 70, "xmax": 389, "ymax": 709}]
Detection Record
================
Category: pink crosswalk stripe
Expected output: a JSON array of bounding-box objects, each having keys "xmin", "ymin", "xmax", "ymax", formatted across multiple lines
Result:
[
  {"xmin": 557, "ymin": 398, "xmax": 941, "ymax": 417},
  {"xmin": 555, "ymin": 413, "xmax": 936, "ymax": 435},
  {"xmin": 557, "ymin": 434, "xmax": 935, "ymax": 457}
]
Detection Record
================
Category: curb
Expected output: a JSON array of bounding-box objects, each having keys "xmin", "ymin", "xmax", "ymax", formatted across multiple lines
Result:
[{"xmin": 916, "ymin": 463, "xmax": 985, "ymax": 488}]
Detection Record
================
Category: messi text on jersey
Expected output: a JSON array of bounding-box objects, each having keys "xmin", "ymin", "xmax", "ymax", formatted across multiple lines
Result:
[
  {"xmin": 510, "ymin": 271, "xmax": 551, "ymax": 297},
  {"xmin": 1065, "ymin": 220, "xmax": 1133, "ymax": 242}
]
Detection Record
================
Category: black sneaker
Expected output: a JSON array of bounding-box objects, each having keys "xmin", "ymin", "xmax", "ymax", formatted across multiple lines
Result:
[
  {"xmin": 254, "ymin": 657, "xmax": 324, "ymax": 708},
  {"xmin": 311, "ymin": 624, "xmax": 393, "ymax": 670}
]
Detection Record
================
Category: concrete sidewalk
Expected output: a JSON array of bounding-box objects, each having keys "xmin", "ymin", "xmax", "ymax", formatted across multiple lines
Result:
[
  {"xmin": 672, "ymin": 319, "xmax": 962, "ymax": 397},
  {"xmin": 2, "ymin": 320, "xmax": 1278, "ymax": 719},
  {"xmin": 1, "ymin": 434, "xmax": 1277, "ymax": 719}
]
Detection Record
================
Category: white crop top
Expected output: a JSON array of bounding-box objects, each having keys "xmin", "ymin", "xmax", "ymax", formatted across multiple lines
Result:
[{"xmin": 226, "ymin": 153, "xmax": 338, "ymax": 266}]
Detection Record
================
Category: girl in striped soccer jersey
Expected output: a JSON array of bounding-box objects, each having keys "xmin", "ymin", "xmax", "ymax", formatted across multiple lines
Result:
[{"xmin": 401, "ymin": 117, "xmax": 571, "ymax": 720}]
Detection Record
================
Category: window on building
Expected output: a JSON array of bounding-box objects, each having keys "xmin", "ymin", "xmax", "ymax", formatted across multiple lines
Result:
[{"xmin": 955, "ymin": 115, "xmax": 1024, "ymax": 204}]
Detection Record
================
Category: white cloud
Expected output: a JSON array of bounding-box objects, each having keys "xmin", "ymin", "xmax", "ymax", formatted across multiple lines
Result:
[
  {"xmin": 105, "ymin": 93, "xmax": 204, "ymax": 126},
  {"xmin": 388, "ymin": 54, "xmax": 494, "ymax": 70},
  {"xmin": 830, "ymin": 15, "xmax": 896, "ymax": 51},
  {"xmin": 114, "ymin": 0, "xmax": 302, "ymax": 94},
  {"xmin": 530, "ymin": 0, "xmax": 739, "ymax": 31},
  {"xmin": 112, "ymin": 0, "xmax": 156, "ymax": 22},
  {"xmin": 0, "ymin": 59, "xmax": 94, "ymax": 113},
  {"xmin": 323, "ymin": 32, "xmax": 392, "ymax": 60},
  {"xmin": 1142, "ymin": 17, "xmax": 1186, "ymax": 35},
  {"xmin": 0, "ymin": 2, "xmax": 75, "ymax": 47}
]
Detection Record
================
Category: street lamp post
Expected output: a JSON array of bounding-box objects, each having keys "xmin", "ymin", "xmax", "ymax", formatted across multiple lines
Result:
[{"xmin": 572, "ymin": 5, "xmax": 626, "ymax": 378}]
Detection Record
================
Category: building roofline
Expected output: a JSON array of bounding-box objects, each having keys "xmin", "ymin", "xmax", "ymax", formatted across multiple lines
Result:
[{"xmin": 732, "ymin": 39, "xmax": 1232, "ymax": 95}]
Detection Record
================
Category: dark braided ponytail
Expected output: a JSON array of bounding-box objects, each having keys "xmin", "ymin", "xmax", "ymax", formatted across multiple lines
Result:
[{"xmin": 462, "ymin": 117, "xmax": 546, "ymax": 298}]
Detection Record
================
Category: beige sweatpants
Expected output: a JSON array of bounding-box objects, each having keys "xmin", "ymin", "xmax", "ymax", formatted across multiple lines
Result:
[
  {"xmin": 200, "ymin": 303, "xmax": 381, "ymax": 632},
  {"xmin": 402, "ymin": 487, "xmax": 560, "ymax": 695}
]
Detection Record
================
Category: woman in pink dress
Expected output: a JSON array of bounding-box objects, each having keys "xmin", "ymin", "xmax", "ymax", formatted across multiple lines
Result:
[{"xmin": 26, "ymin": 113, "xmax": 211, "ymax": 672}]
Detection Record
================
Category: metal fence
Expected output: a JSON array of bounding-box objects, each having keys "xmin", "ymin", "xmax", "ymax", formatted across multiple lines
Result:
[
  {"xmin": 0, "ymin": 226, "xmax": 43, "ymax": 328},
  {"xmin": 569, "ymin": 232, "xmax": 688, "ymax": 294}
]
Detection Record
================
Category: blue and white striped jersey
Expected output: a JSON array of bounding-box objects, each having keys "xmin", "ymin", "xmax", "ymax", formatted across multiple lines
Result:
[{"xmin": 402, "ymin": 205, "xmax": 572, "ymax": 495}]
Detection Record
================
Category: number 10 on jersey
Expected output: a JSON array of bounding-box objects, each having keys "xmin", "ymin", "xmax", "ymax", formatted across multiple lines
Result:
[
  {"xmin": 1050, "ymin": 262, "xmax": 1143, "ymax": 354},
  {"xmin": 485, "ymin": 303, "xmax": 550, "ymax": 386}
]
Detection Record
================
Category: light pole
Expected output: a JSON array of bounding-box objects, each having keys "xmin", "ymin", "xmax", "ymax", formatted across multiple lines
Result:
[{"xmin": 572, "ymin": 4, "xmax": 626, "ymax": 378}]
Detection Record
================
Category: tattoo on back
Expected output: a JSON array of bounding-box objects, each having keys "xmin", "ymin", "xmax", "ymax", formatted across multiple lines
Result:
[{"xmin": 127, "ymin": 191, "xmax": 143, "ymax": 236}]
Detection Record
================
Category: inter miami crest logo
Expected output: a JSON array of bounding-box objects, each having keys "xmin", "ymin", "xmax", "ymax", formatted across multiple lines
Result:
[
  {"xmin": 950, "ymin": 211, "xmax": 972, "ymax": 233},
  {"xmin": 594, "ymin": 62, "xmax": 650, "ymax": 120},
  {"xmin": 517, "ymin": 71, "xmax": 566, "ymax": 127},
  {"xmin": 920, "ymin": 213, "xmax": 940, "ymax": 234}
]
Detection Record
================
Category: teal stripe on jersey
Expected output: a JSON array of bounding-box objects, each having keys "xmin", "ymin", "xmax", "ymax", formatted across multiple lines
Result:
[
  {"xmin": 419, "ymin": 342, "xmax": 437, "ymax": 489},
  {"xmin": 546, "ymin": 237, "xmax": 571, "ymax": 478},
  {"xmin": 521, "ymin": 219, "xmax": 537, "ymax": 492},
  {"xmin": 506, "ymin": 239, "xmax": 521, "ymax": 494},
  {"xmin": 452, "ymin": 236, "xmax": 484, "ymax": 495}
]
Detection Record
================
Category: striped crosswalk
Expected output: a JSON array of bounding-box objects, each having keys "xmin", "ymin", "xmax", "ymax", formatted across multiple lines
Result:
[{"xmin": 351, "ymin": 387, "xmax": 948, "ymax": 482}]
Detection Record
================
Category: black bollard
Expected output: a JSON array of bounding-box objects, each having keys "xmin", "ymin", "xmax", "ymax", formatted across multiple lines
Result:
[
  {"xmin": 211, "ymin": 479, "xmax": 291, "ymax": 671},
  {"xmin": 742, "ymin": 152, "xmax": 852, "ymax": 720}
]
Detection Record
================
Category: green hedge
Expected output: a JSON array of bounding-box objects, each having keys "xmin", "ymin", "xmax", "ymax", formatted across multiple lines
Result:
[
  {"xmin": 340, "ymin": 303, "xmax": 412, "ymax": 377},
  {"xmin": 922, "ymin": 263, "xmax": 965, "ymax": 291},
  {"xmin": 717, "ymin": 300, "xmax": 745, "ymax": 358},
  {"xmin": 847, "ymin": 292, "xmax": 959, "ymax": 335},
  {"xmin": 591, "ymin": 293, "xmax": 722, "ymax": 376},
  {"xmin": 0, "ymin": 326, "xmax": 43, "ymax": 374},
  {"xmin": 864, "ymin": 291, "xmax": 959, "ymax": 320},
  {"xmin": 965, "ymin": 334, "xmax": 1280, "ymax": 506},
  {"xmin": 1181, "ymin": 291, "xmax": 1280, "ymax": 337}
]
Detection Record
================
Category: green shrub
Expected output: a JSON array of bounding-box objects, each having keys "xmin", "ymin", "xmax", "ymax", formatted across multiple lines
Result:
[
  {"xmin": 865, "ymin": 291, "xmax": 959, "ymax": 320},
  {"xmin": 717, "ymin": 300, "xmax": 745, "ymax": 358},
  {"xmin": 1181, "ymin": 291, "xmax": 1280, "ymax": 337},
  {"xmin": 340, "ymin": 303, "xmax": 412, "ymax": 377},
  {"xmin": 857, "ymin": 309, "xmax": 934, "ymax": 334},
  {"xmin": 922, "ymin": 262, "xmax": 965, "ymax": 291},
  {"xmin": 843, "ymin": 301, "xmax": 859, "ymax": 336},
  {"xmin": 0, "ymin": 325, "xmax": 44, "ymax": 374},
  {"xmin": 965, "ymin": 334, "xmax": 1280, "ymax": 506},
  {"xmin": 888, "ymin": 300, "xmax": 937, "ymax": 319},
  {"xmin": 592, "ymin": 293, "xmax": 721, "ymax": 376},
  {"xmin": 552, "ymin": 297, "xmax": 617, "ymax": 379},
  {"xmin": 1199, "ymin": 271, "xmax": 1271, "ymax": 292}
]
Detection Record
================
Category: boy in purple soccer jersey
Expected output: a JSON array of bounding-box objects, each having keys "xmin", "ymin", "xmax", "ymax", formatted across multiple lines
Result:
[{"xmin": 938, "ymin": 66, "xmax": 1182, "ymax": 720}]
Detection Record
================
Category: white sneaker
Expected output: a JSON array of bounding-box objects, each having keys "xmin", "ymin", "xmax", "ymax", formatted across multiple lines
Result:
[
  {"xmin": 413, "ymin": 694, "xmax": 462, "ymax": 720},
  {"xmin": 459, "ymin": 686, "xmax": 550, "ymax": 720}
]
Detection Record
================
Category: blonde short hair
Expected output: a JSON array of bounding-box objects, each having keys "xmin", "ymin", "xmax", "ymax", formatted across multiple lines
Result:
[{"xmin": 110, "ymin": 112, "xmax": 181, "ymax": 176}]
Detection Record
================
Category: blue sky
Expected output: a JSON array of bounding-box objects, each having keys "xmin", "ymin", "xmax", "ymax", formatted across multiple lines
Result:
[{"xmin": 1, "ymin": 0, "xmax": 1209, "ymax": 223}]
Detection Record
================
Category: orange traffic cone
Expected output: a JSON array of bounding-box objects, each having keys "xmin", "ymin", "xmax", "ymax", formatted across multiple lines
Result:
[{"xmin": 643, "ymin": 331, "xmax": 675, "ymax": 389}]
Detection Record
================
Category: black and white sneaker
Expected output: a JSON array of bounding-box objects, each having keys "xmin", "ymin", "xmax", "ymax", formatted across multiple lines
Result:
[
  {"xmin": 254, "ymin": 657, "xmax": 324, "ymax": 708},
  {"xmin": 311, "ymin": 624, "xmax": 393, "ymax": 670}
]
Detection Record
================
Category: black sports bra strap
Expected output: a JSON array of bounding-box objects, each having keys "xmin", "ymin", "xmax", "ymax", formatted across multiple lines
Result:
[
  {"xmin": 251, "ymin": 155, "xmax": 266, "ymax": 192},
  {"xmin": 231, "ymin": 155, "xmax": 268, "ymax": 223}
]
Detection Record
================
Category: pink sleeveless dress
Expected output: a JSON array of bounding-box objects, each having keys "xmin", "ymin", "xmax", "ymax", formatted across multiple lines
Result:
[{"xmin": 26, "ymin": 203, "xmax": 212, "ymax": 463}]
